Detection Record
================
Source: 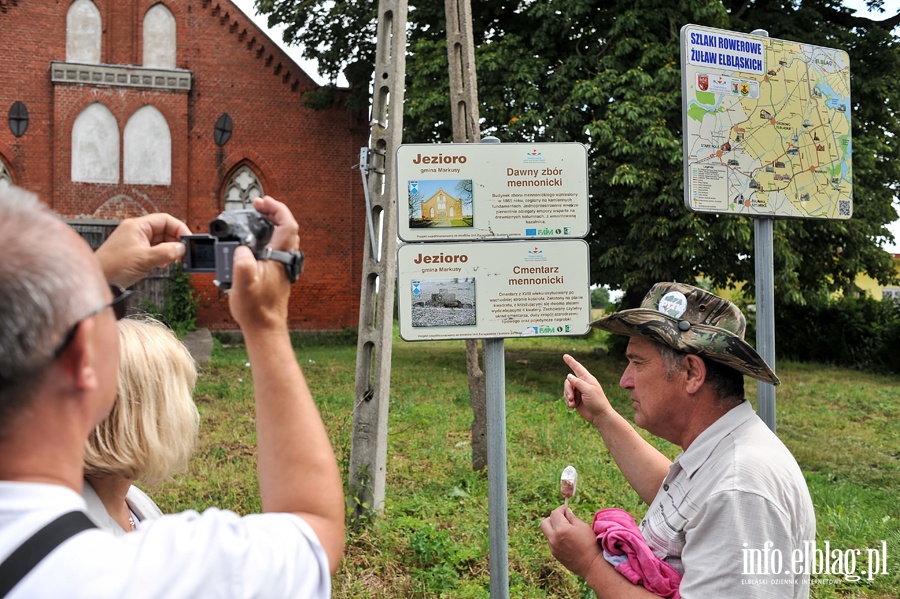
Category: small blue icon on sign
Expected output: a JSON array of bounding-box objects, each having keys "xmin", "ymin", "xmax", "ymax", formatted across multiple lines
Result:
[
  {"xmin": 526, "ymin": 228, "xmax": 537, "ymax": 236},
  {"xmin": 409, "ymin": 180, "xmax": 419, "ymax": 195},
  {"xmin": 412, "ymin": 281, "xmax": 421, "ymax": 296}
]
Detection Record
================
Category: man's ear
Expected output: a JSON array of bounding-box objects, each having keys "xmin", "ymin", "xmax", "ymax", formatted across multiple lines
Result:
[
  {"xmin": 56, "ymin": 318, "xmax": 100, "ymax": 393},
  {"xmin": 683, "ymin": 353, "xmax": 707, "ymax": 394}
]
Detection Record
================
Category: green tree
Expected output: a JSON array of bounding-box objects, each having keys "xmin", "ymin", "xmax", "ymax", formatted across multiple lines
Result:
[
  {"xmin": 255, "ymin": 0, "xmax": 900, "ymax": 307},
  {"xmin": 590, "ymin": 286, "xmax": 611, "ymax": 310}
]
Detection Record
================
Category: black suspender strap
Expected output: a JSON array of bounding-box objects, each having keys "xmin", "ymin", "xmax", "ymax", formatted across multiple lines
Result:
[{"xmin": 0, "ymin": 511, "xmax": 96, "ymax": 598}]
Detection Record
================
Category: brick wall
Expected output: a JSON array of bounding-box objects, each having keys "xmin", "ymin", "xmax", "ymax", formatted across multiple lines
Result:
[{"xmin": 0, "ymin": 0, "xmax": 369, "ymax": 330}]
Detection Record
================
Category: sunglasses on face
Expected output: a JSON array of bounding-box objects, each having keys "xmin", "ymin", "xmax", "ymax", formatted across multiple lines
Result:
[{"xmin": 53, "ymin": 284, "xmax": 132, "ymax": 358}]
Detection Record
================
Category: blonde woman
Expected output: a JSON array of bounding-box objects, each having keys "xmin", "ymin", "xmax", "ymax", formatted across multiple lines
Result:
[{"xmin": 83, "ymin": 317, "xmax": 199, "ymax": 535}]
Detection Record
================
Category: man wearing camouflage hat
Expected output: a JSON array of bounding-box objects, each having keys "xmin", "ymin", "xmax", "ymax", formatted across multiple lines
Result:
[{"xmin": 541, "ymin": 282, "xmax": 815, "ymax": 598}]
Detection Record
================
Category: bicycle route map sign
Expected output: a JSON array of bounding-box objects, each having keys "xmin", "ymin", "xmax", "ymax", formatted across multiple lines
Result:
[
  {"xmin": 396, "ymin": 142, "xmax": 589, "ymax": 242},
  {"xmin": 680, "ymin": 24, "xmax": 852, "ymax": 220}
]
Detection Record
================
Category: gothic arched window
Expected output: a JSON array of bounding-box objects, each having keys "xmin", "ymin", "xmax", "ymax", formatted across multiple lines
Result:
[
  {"xmin": 124, "ymin": 106, "xmax": 171, "ymax": 185},
  {"xmin": 143, "ymin": 4, "xmax": 176, "ymax": 69},
  {"xmin": 0, "ymin": 158, "xmax": 13, "ymax": 191},
  {"xmin": 71, "ymin": 103, "xmax": 119, "ymax": 183},
  {"xmin": 66, "ymin": 0, "xmax": 102, "ymax": 64},
  {"xmin": 223, "ymin": 165, "xmax": 264, "ymax": 211}
]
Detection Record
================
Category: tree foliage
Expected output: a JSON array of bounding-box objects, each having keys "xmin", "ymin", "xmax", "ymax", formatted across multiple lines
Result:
[
  {"xmin": 255, "ymin": 0, "xmax": 900, "ymax": 307},
  {"xmin": 590, "ymin": 286, "xmax": 611, "ymax": 310}
]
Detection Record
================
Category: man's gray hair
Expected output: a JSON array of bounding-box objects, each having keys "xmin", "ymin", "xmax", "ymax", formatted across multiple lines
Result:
[
  {"xmin": 654, "ymin": 341, "xmax": 745, "ymax": 404},
  {"xmin": 0, "ymin": 187, "xmax": 105, "ymax": 432}
]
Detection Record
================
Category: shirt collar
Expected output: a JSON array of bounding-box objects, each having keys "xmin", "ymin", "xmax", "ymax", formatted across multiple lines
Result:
[
  {"xmin": 0, "ymin": 481, "xmax": 87, "ymax": 513},
  {"xmin": 674, "ymin": 400, "xmax": 757, "ymax": 477}
]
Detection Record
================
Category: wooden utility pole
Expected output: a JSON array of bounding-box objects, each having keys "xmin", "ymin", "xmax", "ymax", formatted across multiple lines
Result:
[
  {"xmin": 446, "ymin": 0, "xmax": 480, "ymax": 142},
  {"xmin": 348, "ymin": 0, "xmax": 408, "ymax": 519},
  {"xmin": 444, "ymin": 0, "xmax": 488, "ymax": 472}
]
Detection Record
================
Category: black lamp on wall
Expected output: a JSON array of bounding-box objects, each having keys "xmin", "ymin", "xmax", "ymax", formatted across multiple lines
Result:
[
  {"xmin": 9, "ymin": 101, "xmax": 28, "ymax": 137},
  {"xmin": 214, "ymin": 113, "xmax": 233, "ymax": 146}
]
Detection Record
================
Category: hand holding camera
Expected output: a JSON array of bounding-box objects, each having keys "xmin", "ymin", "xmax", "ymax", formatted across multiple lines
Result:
[
  {"xmin": 98, "ymin": 213, "xmax": 192, "ymax": 288},
  {"xmin": 182, "ymin": 202, "xmax": 304, "ymax": 290}
]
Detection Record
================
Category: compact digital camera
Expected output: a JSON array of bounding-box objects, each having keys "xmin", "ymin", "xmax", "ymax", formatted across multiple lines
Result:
[{"xmin": 181, "ymin": 208, "xmax": 304, "ymax": 290}]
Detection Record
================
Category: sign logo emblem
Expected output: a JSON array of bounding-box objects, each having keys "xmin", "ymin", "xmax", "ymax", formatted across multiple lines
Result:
[{"xmin": 697, "ymin": 74, "xmax": 709, "ymax": 91}]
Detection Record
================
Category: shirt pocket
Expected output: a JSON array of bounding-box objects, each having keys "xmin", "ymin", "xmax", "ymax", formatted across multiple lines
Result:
[{"xmin": 642, "ymin": 492, "xmax": 697, "ymax": 562}]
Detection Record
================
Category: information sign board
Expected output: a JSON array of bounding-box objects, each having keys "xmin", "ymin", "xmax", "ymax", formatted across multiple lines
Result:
[
  {"xmin": 397, "ymin": 240, "xmax": 591, "ymax": 341},
  {"xmin": 681, "ymin": 25, "xmax": 852, "ymax": 219},
  {"xmin": 397, "ymin": 143, "xmax": 589, "ymax": 241}
]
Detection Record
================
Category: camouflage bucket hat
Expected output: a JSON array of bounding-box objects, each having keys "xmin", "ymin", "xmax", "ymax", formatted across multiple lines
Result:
[{"xmin": 592, "ymin": 282, "xmax": 780, "ymax": 385}]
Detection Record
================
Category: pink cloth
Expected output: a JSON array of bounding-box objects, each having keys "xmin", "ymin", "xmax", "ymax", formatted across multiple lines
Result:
[{"xmin": 592, "ymin": 507, "xmax": 682, "ymax": 599}]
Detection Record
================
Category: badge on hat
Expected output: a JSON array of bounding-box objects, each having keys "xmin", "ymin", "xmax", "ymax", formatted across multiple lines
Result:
[{"xmin": 658, "ymin": 291, "xmax": 688, "ymax": 318}]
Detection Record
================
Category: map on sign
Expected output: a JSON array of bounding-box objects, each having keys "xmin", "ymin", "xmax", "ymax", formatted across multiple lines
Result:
[{"xmin": 680, "ymin": 24, "xmax": 852, "ymax": 220}]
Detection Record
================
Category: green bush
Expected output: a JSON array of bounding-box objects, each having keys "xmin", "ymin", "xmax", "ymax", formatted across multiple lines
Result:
[
  {"xmin": 775, "ymin": 295, "xmax": 900, "ymax": 375},
  {"xmin": 600, "ymin": 288, "xmax": 900, "ymax": 375},
  {"xmin": 141, "ymin": 263, "xmax": 199, "ymax": 337}
]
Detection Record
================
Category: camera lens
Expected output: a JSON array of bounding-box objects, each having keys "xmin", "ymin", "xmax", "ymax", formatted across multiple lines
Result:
[{"xmin": 209, "ymin": 218, "xmax": 232, "ymax": 238}]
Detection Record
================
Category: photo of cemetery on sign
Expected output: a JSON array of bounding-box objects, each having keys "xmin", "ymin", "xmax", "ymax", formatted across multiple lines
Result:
[
  {"xmin": 396, "ymin": 143, "xmax": 590, "ymax": 242},
  {"xmin": 410, "ymin": 278, "xmax": 477, "ymax": 327}
]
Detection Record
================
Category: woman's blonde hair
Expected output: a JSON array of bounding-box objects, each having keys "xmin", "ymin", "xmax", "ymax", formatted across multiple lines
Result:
[{"xmin": 84, "ymin": 317, "xmax": 199, "ymax": 487}]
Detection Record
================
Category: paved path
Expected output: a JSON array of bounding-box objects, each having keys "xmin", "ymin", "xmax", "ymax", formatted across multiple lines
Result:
[{"xmin": 182, "ymin": 328, "xmax": 213, "ymax": 365}]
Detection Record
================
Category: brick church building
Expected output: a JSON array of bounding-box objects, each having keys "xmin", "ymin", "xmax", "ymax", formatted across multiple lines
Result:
[{"xmin": 0, "ymin": 0, "xmax": 368, "ymax": 330}]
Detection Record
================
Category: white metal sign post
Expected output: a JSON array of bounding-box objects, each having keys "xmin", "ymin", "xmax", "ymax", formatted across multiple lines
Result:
[
  {"xmin": 396, "ymin": 142, "xmax": 590, "ymax": 598},
  {"xmin": 681, "ymin": 24, "xmax": 852, "ymax": 431}
]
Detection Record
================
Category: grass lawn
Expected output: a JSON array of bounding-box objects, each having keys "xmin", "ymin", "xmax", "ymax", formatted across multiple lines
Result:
[{"xmin": 154, "ymin": 329, "xmax": 899, "ymax": 598}]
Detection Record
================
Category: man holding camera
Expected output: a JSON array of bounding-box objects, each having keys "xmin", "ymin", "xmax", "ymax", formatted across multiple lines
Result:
[{"xmin": 0, "ymin": 187, "xmax": 344, "ymax": 597}]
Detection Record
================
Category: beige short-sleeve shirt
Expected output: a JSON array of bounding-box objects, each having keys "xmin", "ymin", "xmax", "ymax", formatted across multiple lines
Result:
[{"xmin": 640, "ymin": 401, "xmax": 816, "ymax": 598}]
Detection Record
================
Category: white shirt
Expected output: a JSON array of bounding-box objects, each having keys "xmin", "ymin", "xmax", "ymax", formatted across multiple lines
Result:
[
  {"xmin": 640, "ymin": 401, "xmax": 816, "ymax": 598},
  {"xmin": 0, "ymin": 482, "xmax": 331, "ymax": 599},
  {"xmin": 82, "ymin": 480, "xmax": 163, "ymax": 536}
]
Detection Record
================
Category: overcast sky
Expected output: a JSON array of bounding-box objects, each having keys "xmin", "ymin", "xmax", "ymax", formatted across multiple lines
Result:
[{"xmin": 231, "ymin": 0, "xmax": 900, "ymax": 252}]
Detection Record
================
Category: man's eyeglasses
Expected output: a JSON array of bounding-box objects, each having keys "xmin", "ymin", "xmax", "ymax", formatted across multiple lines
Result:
[{"xmin": 53, "ymin": 284, "xmax": 133, "ymax": 358}]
